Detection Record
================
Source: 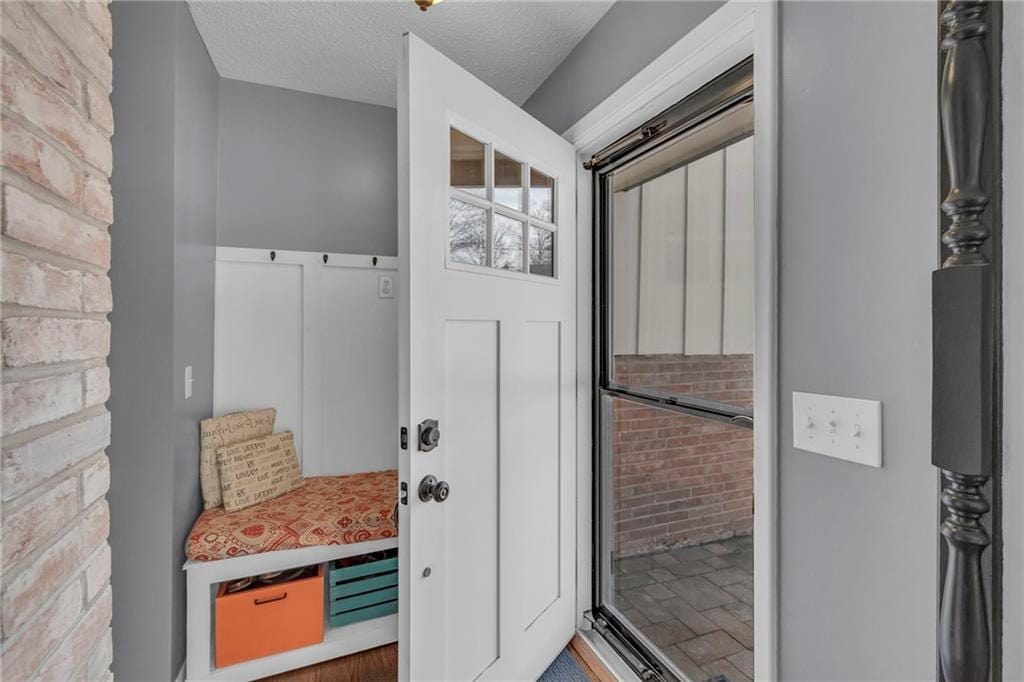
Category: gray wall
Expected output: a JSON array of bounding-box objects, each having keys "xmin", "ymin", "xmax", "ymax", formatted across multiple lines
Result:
[
  {"xmin": 522, "ymin": 1, "xmax": 724, "ymax": 134},
  {"xmin": 217, "ymin": 79, "xmax": 397, "ymax": 256},
  {"xmin": 171, "ymin": 2, "xmax": 219, "ymax": 675},
  {"xmin": 526, "ymin": 1, "xmax": 938, "ymax": 678},
  {"xmin": 110, "ymin": 2, "xmax": 218, "ymax": 679},
  {"xmin": 110, "ymin": 2, "xmax": 176, "ymax": 678},
  {"xmin": 776, "ymin": 3, "xmax": 935, "ymax": 678}
]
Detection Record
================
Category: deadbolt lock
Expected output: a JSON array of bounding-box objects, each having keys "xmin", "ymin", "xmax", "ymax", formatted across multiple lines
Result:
[
  {"xmin": 418, "ymin": 475, "xmax": 450, "ymax": 503},
  {"xmin": 418, "ymin": 419, "xmax": 440, "ymax": 452}
]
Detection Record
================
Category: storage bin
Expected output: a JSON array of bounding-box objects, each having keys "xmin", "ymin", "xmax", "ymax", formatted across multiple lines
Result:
[
  {"xmin": 328, "ymin": 550, "xmax": 398, "ymax": 628},
  {"xmin": 215, "ymin": 564, "xmax": 324, "ymax": 668}
]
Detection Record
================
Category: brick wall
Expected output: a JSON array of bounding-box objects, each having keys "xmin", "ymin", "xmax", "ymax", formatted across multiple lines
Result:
[
  {"xmin": 612, "ymin": 354, "xmax": 753, "ymax": 557},
  {"xmin": 1, "ymin": 2, "xmax": 114, "ymax": 679}
]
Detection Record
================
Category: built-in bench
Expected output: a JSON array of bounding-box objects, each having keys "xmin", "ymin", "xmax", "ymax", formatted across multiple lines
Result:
[{"xmin": 184, "ymin": 471, "xmax": 398, "ymax": 681}]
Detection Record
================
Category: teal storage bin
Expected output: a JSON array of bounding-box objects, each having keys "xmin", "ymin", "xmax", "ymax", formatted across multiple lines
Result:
[
  {"xmin": 329, "ymin": 600, "xmax": 399, "ymax": 628},
  {"xmin": 328, "ymin": 551, "xmax": 398, "ymax": 629},
  {"xmin": 329, "ymin": 556, "xmax": 398, "ymax": 584}
]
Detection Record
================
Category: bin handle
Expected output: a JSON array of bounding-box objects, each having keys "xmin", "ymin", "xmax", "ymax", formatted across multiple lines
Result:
[{"xmin": 254, "ymin": 592, "xmax": 287, "ymax": 605}]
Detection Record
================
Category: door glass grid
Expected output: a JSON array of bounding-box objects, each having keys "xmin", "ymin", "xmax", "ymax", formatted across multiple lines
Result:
[{"xmin": 448, "ymin": 127, "xmax": 557, "ymax": 278}]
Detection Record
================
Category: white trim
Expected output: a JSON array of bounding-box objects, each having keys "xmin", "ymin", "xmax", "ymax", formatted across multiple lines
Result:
[
  {"xmin": 215, "ymin": 246, "xmax": 399, "ymax": 271},
  {"xmin": 574, "ymin": 165, "xmax": 594, "ymax": 629},
  {"xmin": 563, "ymin": 2, "xmax": 756, "ymax": 149},
  {"xmin": 1002, "ymin": 2, "xmax": 1023, "ymax": 679},
  {"xmin": 566, "ymin": 2, "xmax": 779, "ymax": 679},
  {"xmin": 751, "ymin": 3, "xmax": 780, "ymax": 679},
  {"xmin": 577, "ymin": 629, "xmax": 642, "ymax": 682},
  {"xmin": 184, "ymin": 539, "xmax": 399, "ymax": 681}
]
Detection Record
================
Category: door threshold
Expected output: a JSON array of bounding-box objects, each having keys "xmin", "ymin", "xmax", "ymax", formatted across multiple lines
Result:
[{"xmin": 575, "ymin": 628, "xmax": 643, "ymax": 682}]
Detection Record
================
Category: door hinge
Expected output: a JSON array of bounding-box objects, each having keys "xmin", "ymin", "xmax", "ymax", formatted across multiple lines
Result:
[
  {"xmin": 400, "ymin": 481, "xmax": 408, "ymax": 505},
  {"xmin": 400, "ymin": 427, "xmax": 408, "ymax": 450}
]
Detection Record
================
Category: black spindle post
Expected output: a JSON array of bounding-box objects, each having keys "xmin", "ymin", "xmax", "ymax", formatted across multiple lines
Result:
[{"xmin": 933, "ymin": 1, "xmax": 998, "ymax": 680}]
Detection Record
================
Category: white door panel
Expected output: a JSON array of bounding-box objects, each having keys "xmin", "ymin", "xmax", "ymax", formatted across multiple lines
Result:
[
  {"xmin": 443, "ymin": 319, "xmax": 500, "ymax": 680},
  {"xmin": 399, "ymin": 33, "xmax": 576, "ymax": 681}
]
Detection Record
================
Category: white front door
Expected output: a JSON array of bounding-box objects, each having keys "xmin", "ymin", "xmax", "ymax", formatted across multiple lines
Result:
[{"xmin": 398, "ymin": 33, "xmax": 577, "ymax": 682}]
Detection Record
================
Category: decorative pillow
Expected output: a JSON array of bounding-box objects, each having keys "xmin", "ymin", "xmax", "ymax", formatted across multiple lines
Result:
[
  {"xmin": 217, "ymin": 431, "xmax": 304, "ymax": 513},
  {"xmin": 200, "ymin": 409, "xmax": 276, "ymax": 509}
]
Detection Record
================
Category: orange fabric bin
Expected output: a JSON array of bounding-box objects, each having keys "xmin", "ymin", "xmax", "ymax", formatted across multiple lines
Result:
[{"xmin": 215, "ymin": 564, "xmax": 324, "ymax": 668}]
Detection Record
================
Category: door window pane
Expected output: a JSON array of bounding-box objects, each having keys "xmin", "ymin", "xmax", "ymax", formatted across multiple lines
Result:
[
  {"xmin": 449, "ymin": 198, "xmax": 487, "ymax": 265},
  {"xmin": 493, "ymin": 214, "xmax": 524, "ymax": 271},
  {"xmin": 447, "ymin": 128, "xmax": 556, "ymax": 280},
  {"xmin": 530, "ymin": 169, "xmax": 554, "ymax": 222},
  {"xmin": 601, "ymin": 396, "xmax": 753, "ymax": 677},
  {"xmin": 494, "ymin": 151, "xmax": 523, "ymax": 211},
  {"xmin": 529, "ymin": 225, "xmax": 555, "ymax": 277},
  {"xmin": 451, "ymin": 128, "xmax": 486, "ymax": 197}
]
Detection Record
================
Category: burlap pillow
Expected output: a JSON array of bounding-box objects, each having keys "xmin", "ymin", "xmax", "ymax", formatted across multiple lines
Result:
[
  {"xmin": 200, "ymin": 409, "xmax": 276, "ymax": 509},
  {"xmin": 217, "ymin": 431, "xmax": 304, "ymax": 513}
]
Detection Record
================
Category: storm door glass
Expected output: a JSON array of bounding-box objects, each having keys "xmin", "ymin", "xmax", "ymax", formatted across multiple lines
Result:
[{"xmin": 593, "ymin": 58, "xmax": 756, "ymax": 682}]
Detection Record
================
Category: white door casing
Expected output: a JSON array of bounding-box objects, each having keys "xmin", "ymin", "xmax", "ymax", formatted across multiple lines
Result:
[
  {"xmin": 398, "ymin": 33, "xmax": 577, "ymax": 682},
  {"xmin": 567, "ymin": 2, "xmax": 779, "ymax": 678}
]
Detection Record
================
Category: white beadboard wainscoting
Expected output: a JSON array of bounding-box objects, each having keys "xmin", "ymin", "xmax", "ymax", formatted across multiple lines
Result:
[{"xmin": 213, "ymin": 247, "xmax": 399, "ymax": 476}]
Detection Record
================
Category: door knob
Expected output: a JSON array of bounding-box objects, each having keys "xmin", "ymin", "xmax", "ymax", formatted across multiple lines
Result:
[
  {"xmin": 418, "ymin": 419, "xmax": 440, "ymax": 452},
  {"xmin": 418, "ymin": 475, "xmax": 450, "ymax": 503}
]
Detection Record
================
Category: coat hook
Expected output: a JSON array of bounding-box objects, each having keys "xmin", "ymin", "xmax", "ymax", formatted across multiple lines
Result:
[
  {"xmin": 323, "ymin": 254, "xmax": 328, "ymax": 264},
  {"xmin": 270, "ymin": 250, "xmax": 276, "ymax": 261},
  {"xmin": 372, "ymin": 256, "xmax": 378, "ymax": 266}
]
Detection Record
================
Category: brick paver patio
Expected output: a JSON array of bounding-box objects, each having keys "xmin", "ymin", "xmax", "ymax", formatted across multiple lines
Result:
[{"xmin": 613, "ymin": 535, "xmax": 754, "ymax": 682}]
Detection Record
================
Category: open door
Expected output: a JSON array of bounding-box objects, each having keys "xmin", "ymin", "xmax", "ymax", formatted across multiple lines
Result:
[{"xmin": 398, "ymin": 33, "xmax": 577, "ymax": 681}]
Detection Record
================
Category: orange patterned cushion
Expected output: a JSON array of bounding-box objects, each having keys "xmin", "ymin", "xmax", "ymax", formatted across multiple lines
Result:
[{"xmin": 186, "ymin": 470, "xmax": 397, "ymax": 561}]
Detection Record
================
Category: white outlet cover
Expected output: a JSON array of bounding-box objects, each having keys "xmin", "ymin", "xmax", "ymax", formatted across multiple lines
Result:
[
  {"xmin": 792, "ymin": 391, "xmax": 882, "ymax": 468},
  {"xmin": 378, "ymin": 275, "xmax": 394, "ymax": 299}
]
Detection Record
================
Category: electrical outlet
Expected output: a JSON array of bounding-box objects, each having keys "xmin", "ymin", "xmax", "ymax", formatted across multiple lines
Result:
[
  {"xmin": 378, "ymin": 275, "xmax": 394, "ymax": 299},
  {"xmin": 185, "ymin": 365, "xmax": 194, "ymax": 400},
  {"xmin": 792, "ymin": 391, "xmax": 882, "ymax": 468}
]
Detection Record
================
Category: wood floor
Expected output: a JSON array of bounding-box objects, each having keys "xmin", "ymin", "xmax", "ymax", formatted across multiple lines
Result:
[
  {"xmin": 260, "ymin": 644, "xmax": 398, "ymax": 682},
  {"xmin": 260, "ymin": 635, "xmax": 611, "ymax": 682}
]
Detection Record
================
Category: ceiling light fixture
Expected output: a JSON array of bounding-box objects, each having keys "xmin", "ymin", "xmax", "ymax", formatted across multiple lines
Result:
[{"xmin": 414, "ymin": 0, "xmax": 442, "ymax": 11}]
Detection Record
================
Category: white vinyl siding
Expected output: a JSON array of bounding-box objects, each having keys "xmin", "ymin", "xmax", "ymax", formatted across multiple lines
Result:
[{"xmin": 615, "ymin": 136, "xmax": 754, "ymax": 356}]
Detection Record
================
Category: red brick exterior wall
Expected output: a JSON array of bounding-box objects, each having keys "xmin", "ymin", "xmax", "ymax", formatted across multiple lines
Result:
[
  {"xmin": 1, "ymin": 2, "xmax": 114, "ymax": 678},
  {"xmin": 612, "ymin": 354, "xmax": 753, "ymax": 557}
]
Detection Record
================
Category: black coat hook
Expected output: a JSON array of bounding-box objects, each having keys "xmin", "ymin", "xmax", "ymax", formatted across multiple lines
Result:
[{"xmin": 270, "ymin": 250, "xmax": 276, "ymax": 261}]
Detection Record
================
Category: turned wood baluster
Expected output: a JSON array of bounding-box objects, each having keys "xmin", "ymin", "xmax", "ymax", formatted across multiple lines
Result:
[
  {"xmin": 940, "ymin": 0, "xmax": 990, "ymax": 266},
  {"xmin": 939, "ymin": 472, "xmax": 990, "ymax": 681},
  {"xmin": 934, "ymin": 1, "xmax": 993, "ymax": 680}
]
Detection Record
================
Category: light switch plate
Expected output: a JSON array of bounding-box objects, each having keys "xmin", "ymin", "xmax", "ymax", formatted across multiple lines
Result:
[
  {"xmin": 792, "ymin": 391, "xmax": 881, "ymax": 468},
  {"xmin": 378, "ymin": 275, "xmax": 394, "ymax": 299},
  {"xmin": 184, "ymin": 365, "xmax": 194, "ymax": 400}
]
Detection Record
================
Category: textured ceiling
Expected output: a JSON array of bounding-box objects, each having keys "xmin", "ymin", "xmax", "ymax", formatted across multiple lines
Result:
[{"xmin": 187, "ymin": 0, "xmax": 613, "ymax": 108}]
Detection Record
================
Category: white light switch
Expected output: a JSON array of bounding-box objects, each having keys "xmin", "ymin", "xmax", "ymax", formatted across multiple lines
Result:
[
  {"xmin": 184, "ymin": 365, "xmax": 194, "ymax": 400},
  {"xmin": 378, "ymin": 275, "xmax": 394, "ymax": 299},
  {"xmin": 792, "ymin": 391, "xmax": 881, "ymax": 468}
]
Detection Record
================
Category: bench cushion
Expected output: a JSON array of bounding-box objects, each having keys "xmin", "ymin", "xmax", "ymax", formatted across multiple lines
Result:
[{"xmin": 186, "ymin": 470, "xmax": 397, "ymax": 561}]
